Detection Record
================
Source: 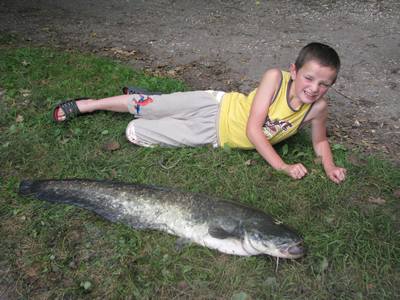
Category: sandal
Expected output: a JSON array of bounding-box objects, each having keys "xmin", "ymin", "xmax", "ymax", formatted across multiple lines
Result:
[
  {"xmin": 122, "ymin": 86, "xmax": 161, "ymax": 95},
  {"xmin": 52, "ymin": 98, "xmax": 89, "ymax": 123}
]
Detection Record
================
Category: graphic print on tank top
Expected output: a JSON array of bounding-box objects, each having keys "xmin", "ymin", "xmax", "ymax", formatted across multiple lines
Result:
[{"xmin": 262, "ymin": 116, "xmax": 293, "ymax": 139}]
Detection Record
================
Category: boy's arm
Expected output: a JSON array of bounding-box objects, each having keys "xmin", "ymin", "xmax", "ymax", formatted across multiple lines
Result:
[
  {"xmin": 310, "ymin": 99, "xmax": 346, "ymax": 183},
  {"xmin": 246, "ymin": 69, "xmax": 308, "ymax": 180}
]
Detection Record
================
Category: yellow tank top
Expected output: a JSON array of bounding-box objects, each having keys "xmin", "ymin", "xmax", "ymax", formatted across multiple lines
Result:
[{"xmin": 218, "ymin": 71, "xmax": 313, "ymax": 148}]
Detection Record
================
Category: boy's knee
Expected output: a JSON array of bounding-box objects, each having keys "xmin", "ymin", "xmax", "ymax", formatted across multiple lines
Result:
[
  {"xmin": 125, "ymin": 120, "xmax": 153, "ymax": 147},
  {"xmin": 126, "ymin": 120, "xmax": 140, "ymax": 145}
]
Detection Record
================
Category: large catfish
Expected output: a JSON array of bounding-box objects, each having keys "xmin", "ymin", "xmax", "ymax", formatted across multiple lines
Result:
[{"xmin": 19, "ymin": 179, "xmax": 304, "ymax": 259}]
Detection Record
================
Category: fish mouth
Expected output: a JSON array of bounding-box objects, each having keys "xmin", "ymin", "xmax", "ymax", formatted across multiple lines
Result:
[
  {"xmin": 245, "ymin": 236, "xmax": 305, "ymax": 259},
  {"xmin": 280, "ymin": 242, "xmax": 305, "ymax": 259}
]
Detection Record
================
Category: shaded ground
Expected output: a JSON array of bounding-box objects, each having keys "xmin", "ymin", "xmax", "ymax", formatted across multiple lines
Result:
[{"xmin": 0, "ymin": 0, "xmax": 399, "ymax": 161}]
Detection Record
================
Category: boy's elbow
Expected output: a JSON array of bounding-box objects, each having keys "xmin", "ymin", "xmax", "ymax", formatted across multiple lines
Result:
[
  {"xmin": 246, "ymin": 123, "xmax": 257, "ymax": 143},
  {"xmin": 246, "ymin": 126, "xmax": 253, "ymax": 141}
]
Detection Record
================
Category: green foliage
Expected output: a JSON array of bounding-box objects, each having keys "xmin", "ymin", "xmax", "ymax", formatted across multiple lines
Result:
[{"xmin": 1, "ymin": 44, "xmax": 399, "ymax": 299}]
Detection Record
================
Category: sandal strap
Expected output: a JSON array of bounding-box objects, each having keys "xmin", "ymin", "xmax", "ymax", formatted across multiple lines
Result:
[
  {"xmin": 59, "ymin": 100, "xmax": 81, "ymax": 120},
  {"xmin": 53, "ymin": 97, "xmax": 90, "ymax": 122}
]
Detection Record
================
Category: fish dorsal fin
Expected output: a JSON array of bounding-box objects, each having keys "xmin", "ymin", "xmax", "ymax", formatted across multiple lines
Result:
[{"xmin": 208, "ymin": 225, "xmax": 241, "ymax": 240}]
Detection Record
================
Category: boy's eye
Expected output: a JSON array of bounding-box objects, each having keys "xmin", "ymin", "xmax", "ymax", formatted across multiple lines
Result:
[{"xmin": 304, "ymin": 76, "xmax": 313, "ymax": 81}]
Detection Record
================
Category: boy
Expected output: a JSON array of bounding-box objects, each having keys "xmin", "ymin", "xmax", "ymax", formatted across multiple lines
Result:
[{"xmin": 53, "ymin": 42, "xmax": 346, "ymax": 183}]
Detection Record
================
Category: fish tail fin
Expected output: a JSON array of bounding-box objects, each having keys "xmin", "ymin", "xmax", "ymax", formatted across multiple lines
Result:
[
  {"xmin": 19, "ymin": 180, "xmax": 35, "ymax": 196},
  {"xmin": 18, "ymin": 180, "xmax": 73, "ymax": 204}
]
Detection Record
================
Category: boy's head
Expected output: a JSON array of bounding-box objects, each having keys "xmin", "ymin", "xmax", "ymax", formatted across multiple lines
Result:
[{"xmin": 295, "ymin": 42, "xmax": 340, "ymax": 82}]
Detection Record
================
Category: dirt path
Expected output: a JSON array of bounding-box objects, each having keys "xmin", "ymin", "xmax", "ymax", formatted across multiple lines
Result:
[{"xmin": 1, "ymin": 0, "xmax": 399, "ymax": 161}]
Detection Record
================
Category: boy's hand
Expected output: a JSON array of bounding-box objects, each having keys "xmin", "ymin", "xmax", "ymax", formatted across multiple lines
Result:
[
  {"xmin": 281, "ymin": 163, "xmax": 308, "ymax": 180},
  {"xmin": 325, "ymin": 166, "xmax": 347, "ymax": 184}
]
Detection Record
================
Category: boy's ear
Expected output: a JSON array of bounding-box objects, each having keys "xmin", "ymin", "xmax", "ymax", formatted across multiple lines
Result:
[{"xmin": 289, "ymin": 63, "xmax": 297, "ymax": 80}]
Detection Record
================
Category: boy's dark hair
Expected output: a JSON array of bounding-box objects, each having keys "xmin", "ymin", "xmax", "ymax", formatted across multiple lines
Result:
[{"xmin": 295, "ymin": 42, "xmax": 341, "ymax": 73}]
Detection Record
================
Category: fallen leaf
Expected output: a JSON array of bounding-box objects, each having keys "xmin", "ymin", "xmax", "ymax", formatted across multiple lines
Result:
[
  {"xmin": 110, "ymin": 47, "xmax": 137, "ymax": 57},
  {"xmin": 325, "ymin": 216, "xmax": 335, "ymax": 224},
  {"xmin": 367, "ymin": 283, "xmax": 375, "ymax": 290},
  {"xmin": 16, "ymin": 115, "xmax": 24, "ymax": 123},
  {"xmin": 227, "ymin": 166, "xmax": 236, "ymax": 174},
  {"xmin": 25, "ymin": 264, "xmax": 41, "ymax": 277},
  {"xmin": 244, "ymin": 159, "xmax": 257, "ymax": 166},
  {"xmin": 80, "ymin": 281, "xmax": 92, "ymax": 290},
  {"xmin": 110, "ymin": 169, "xmax": 118, "ymax": 178},
  {"xmin": 232, "ymin": 292, "xmax": 249, "ymax": 300},
  {"xmin": 313, "ymin": 157, "xmax": 322, "ymax": 165},
  {"xmin": 177, "ymin": 281, "xmax": 189, "ymax": 290},
  {"xmin": 20, "ymin": 89, "xmax": 31, "ymax": 97},
  {"xmin": 265, "ymin": 276, "xmax": 277, "ymax": 286},
  {"xmin": 102, "ymin": 140, "xmax": 120, "ymax": 151},
  {"xmin": 167, "ymin": 69, "xmax": 177, "ymax": 76},
  {"xmin": 59, "ymin": 137, "xmax": 70, "ymax": 144},
  {"xmin": 319, "ymin": 257, "xmax": 329, "ymax": 273},
  {"xmin": 347, "ymin": 153, "xmax": 365, "ymax": 166},
  {"xmin": 367, "ymin": 197, "xmax": 386, "ymax": 205},
  {"xmin": 332, "ymin": 144, "xmax": 346, "ymax": 151}
]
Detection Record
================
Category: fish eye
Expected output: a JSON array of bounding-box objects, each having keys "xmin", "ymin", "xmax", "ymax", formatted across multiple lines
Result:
[{"xmin": 251, "ymin": 232, "xmax": 262, "ymax": 240}]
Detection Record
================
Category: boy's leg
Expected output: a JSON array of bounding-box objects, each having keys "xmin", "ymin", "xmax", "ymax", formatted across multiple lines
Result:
[
  {"xmin": 54, "ymin": 95, "xmax": 134, "ymax": 121},
  {"xmin": 79, "ymin": 95, "xmax": 132, "ymax": 112},
  {"xmin": 55, "ymin": 91, "xmax": 195, "ymax": 121},
  {"xmin": 55, "ymin": 91, "xmax": 222, "ymax": 121}
]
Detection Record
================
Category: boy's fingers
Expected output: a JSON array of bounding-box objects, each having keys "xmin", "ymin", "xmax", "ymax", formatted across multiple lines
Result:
[
  {"xmin": 282, "ymin": 163, "xmax": 308, "ymax": 180},
  {"xmin": 297, "ymin": 164, "xmax": 308, "ymax": 176},
  {"xmin": 293, "ymin": 164, "xmax": 307, "ymax": 179},
  {"xmin": 337, "ymin": 169, "xmax": 346, "ymax": 180},
  {"xmin": 330, "ymin": 170, "xmax": 345, "ymax": 183},
  {"xmin": 295, "ymin": 163, "xmax": 307, "ymax": 173},
  {"xmin": 329, "ymin": 173, "xmax": 339, "ymax": 184}
]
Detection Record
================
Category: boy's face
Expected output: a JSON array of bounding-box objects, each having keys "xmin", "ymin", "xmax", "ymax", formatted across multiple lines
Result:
[{"xmin": 290, "ymin": 60, "xmax": 338, "ymax": 105}]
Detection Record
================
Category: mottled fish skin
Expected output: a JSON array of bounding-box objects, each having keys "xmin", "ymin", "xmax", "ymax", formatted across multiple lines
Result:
[{"xmin": 19, "ymin": 179, "xmax": 304, "ymax": 259}]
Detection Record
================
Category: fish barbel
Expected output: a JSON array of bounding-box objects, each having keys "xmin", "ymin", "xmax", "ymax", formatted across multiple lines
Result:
[{"xmin": 19, "ymin": 179, "xmax": 304, "ymax": 259}]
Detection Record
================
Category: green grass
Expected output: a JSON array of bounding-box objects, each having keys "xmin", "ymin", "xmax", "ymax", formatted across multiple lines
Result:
[{"xmin": 1, "ymin": 43, "xmax": 399, "ymax": 299}]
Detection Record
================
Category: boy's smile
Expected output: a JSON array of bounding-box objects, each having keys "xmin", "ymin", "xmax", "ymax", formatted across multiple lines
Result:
[{"xmin": 289, "ymin": 60, "xmax": 337, "ymax": 109}]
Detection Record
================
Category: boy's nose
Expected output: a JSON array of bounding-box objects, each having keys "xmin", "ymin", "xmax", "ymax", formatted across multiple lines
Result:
[{"xmin": 310, "ymin": 83, "xmax": 319, "ymax": 93}]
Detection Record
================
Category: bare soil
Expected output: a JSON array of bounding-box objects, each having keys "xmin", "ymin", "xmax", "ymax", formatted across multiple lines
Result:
[{"xmin": 1, "ymin": 0, "xmax": 399, "ymax": 162}]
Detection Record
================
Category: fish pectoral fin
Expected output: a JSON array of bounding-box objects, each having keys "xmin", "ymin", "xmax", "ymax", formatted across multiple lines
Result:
[
  {"xmin": 208, "ymin": 225, "xmax": 240, "ymax": 239},
  {"xmin": 175, "ymin": 237, "xmax": 192, "ymax": 252}
]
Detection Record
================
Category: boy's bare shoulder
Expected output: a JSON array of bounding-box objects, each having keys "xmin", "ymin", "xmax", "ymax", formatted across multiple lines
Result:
[
  {"xmin": 314, "ymin": 97, "xmax": 328, "ymax": 110},
  {"xmin": 305, "ymin": 97, "xmax": 329, "ymax": 122},
  {"xmin": 263, "ymin": 68, "xmax": 282, "ymax": 79},
  {"xmin": 259, "ymin": 68, "xmax": 283, "ymax": 89}
]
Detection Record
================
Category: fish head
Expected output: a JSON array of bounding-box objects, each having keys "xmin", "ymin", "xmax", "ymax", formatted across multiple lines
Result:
[{"xmin": 241, "ymin": 218, "xmax": 305, "ymax": 259}]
